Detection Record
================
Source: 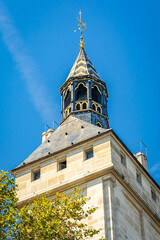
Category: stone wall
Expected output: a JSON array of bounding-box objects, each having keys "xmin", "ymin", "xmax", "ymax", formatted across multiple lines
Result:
[{"xmin": 14, "ymin": 132, "xmax": 160, "ymax": 239}]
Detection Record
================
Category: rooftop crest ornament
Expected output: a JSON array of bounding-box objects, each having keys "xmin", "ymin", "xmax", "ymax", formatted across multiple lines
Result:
[{"xmin": 74, "ymin": 10, "xmax": 87, "ymax": 49}]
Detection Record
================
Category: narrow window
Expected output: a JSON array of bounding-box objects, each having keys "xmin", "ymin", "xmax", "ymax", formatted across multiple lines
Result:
[
  {"xmin": 92, "ymin": 104, "xmax": 96, "ymax": 111},
  {"xmin": 59, "ymin": 160, "xmax": 67, "ymax": 171},
  {"xmin": 92, "ymin": 85, "xmax": 101, "ymax": 103},
  {"xmin": 32, "ymin": 169, "xmax": 40, "ymax": 181},
  {"xmin": 65, "ymin": 110, "xmax": 68, "ymax": 117},
  {"xmin": 151, "ymin": 189, "xmax": 156, "ymax": 202},
  {"xmin": 76, "ymin": 103, "xmax": 80, "ymax": 110},
  {"xmin": 85, "ymin": 148, "xmax": 93, "ymax": 160},
  {"xmin": 136, "ymin": 171, "xmax": 142, "ymax": 185},
  {"xmin": 82, "ymin": 102, "xmax": 87, "ymax": 109},
  {"xmin": 97, "ymin": 106, "xmax": 101, "ymax": 114},
  {"xmin": 69, "ymin": 107, "xmax": 71, "ymax": 113},
  {"xmin": 64, "ymin": 90, "xmax": 71, "ymax": 109},
  {"xmin": 121, "ymin": 154, "xmax": 126, "ymax": 167}
]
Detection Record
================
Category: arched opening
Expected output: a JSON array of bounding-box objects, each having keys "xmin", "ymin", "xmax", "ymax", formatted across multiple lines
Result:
[
  {"xmin": 76, "ymin": 83, "xmax": 87, "ymax": 101},
  {"xmin": 76, "ymin": 103, "xmax": 80, "ymax": 110},
  {"xmin": 82, "ymin": 102, "xmax": 87, "ymax": 109},
  {"xmin": 92, "ymin": 103, "xmax": 96, "ymax": 111},
  {"xmin": 97, "ymin": 106, "xmax": 101, "ymax": 114},
  {"xmin": 92, "ymin": 85, "xmax": 101, "ymax": 104},
  {"xmin": 64, "ymin": 89, "xmax": 71, "ymax": 109},
  {"xmin": 69, "ymin": 107, "xmax": 71, "ymax": 113},
  {"xmin": 65, "ymin": 110, "xmax": 68, "ymax": 117},
  {"xmin": 96, "ymin": 122, "xmax": 102, "ymax": 127}
]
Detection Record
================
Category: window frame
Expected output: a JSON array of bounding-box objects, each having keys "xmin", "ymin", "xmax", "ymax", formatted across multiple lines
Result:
[
  {"xmin": 58, "ymin": 159, "xmax": 67, "ymax": 171},
  {"xmin": 32, "ymin": 168, "xmax": 41, "ymax": 182},
  {"xmin": 84, "ymin": 147, "xmax": 94, "ymax": 161}
]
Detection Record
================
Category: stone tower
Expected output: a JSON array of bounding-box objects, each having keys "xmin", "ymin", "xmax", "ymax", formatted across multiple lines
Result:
[{"xmin": 12, "ymin": 17, "xmax": 160, "ymax": 240}]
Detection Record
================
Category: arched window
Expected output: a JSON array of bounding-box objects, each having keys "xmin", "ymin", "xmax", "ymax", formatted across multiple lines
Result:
[
  {"xmin": 82, "ymin": 102, "xmax": 87, "ymax": 109},
  {"xmin": 96, "ymin": 122, "xmax": 102, "ymax": 127},
  {"xmin": 76, "ymin": 103, "xmax": 80, "ymax": 110},
  {"xmin": 92, "ymin": 104, "xmax": 96, "ymax": 111},
  {"xmin": 92, "ymin": 85, "xmax": 101, "ymax": 104},
  {"xmin": 97, "ymin": 106, "xmax": 101, "ymax": 114},
  {"xmin": 76, "ymin": 83, "xmax": 87, "ymax": 101},
  {"xmin": 64, "ymin": 90, "xmax": 71, "ymax": 109},
  {"xmin": 65, "ymin": 110, "xmax": 68, "ymax": 117}
]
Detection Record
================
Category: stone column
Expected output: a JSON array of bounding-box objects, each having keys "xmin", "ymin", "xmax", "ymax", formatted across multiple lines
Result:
[{"xmin": 103, "ymin": 174, "xmax": 116, "ymax": 240}]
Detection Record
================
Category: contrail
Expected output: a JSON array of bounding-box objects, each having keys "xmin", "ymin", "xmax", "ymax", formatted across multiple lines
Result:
[{"xmin": 0, "ymin": 1, "xmax": 55, "ymax": 122}]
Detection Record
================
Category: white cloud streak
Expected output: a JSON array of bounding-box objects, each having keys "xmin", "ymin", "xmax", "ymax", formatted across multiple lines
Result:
[
  {"xmin": 0, "ymin": 1, "xmax": 55, "ymax": 122},
  {"xmin": 149, "ymin": 162, "xmax": 160, "ymax": 174}
]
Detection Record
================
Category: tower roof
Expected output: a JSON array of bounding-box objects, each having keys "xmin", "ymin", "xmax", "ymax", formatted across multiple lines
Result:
[{"xmin": 67, "ymin": 48, "xmax": 101, "ymax": 80}]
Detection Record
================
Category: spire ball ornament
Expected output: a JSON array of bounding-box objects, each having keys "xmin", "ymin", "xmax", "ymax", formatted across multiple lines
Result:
[{"xmin": 74, "ymin": 10, "xmax": 87, "ymax": 49}]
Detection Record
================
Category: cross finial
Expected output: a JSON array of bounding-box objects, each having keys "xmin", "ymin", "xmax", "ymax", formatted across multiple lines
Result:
[{"xmin": 74, "ymin": 11, "xmax": 87, "ymax": 49}]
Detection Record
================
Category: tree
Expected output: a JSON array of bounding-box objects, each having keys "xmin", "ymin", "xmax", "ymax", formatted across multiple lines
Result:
[
  {"xmin": 0, "ymin": 170, "xmax": 17, "ymax": 239},
  {"xmin": 0, "ymin": 171, "xmax": 104, "ymax": 240}
]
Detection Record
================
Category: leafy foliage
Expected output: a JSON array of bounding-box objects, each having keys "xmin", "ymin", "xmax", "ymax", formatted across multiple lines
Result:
[
  {"xmin": 0, "ymin": 171, "xmax": 104, "ymax": 239},
  {"xmin": 0, "ymin": 170, "xmax": 17, "ymax": 239}
]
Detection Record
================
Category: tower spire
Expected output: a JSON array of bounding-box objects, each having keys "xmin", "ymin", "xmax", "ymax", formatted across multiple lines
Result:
[{"xmin": 74, "ymin": 10, "xmax": 87, "ymax": 49}]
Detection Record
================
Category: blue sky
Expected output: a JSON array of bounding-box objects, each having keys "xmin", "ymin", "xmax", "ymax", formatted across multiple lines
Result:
[{"xmin": 0, "ymin": 0, "xmax": 159, "ymax": 184}]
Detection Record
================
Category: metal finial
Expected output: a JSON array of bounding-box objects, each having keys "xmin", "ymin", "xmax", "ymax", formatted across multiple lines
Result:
[{"xmin": 74, "ymin": 11, "xmax": 87, "ymax": 49}]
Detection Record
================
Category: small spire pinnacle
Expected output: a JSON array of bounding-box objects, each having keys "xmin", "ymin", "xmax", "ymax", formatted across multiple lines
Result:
[{"xmin": 74, "ymin": 10, "xmax": 87, "ymax": 49}]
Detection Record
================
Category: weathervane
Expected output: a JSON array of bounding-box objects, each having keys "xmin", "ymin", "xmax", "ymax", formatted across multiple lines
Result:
[{"xmin": 74, "ymin": 10, "xmax": 87, "ymax": 49}]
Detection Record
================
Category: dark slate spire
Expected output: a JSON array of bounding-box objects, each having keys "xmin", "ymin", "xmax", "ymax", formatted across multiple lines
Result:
[{"xmin": 67, "ymin": 48, "xmax": 100, "ymax": 80}]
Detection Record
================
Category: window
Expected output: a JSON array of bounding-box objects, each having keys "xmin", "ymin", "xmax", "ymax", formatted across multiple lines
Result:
[
  {"xmin": 91, "ymin": 85, "xmax": 101, "ymax": 104},
  {"xmin": 85, "ymin": 148, "xmax": 93, "ymax": 160},
  {"xmin": 65, "ymin": 110, "xmax": 68, "ymax": 117},
  {"xmin": 121, "ymin": 154, "xmax": 126, "ymax": 167},
  {"xmin": 82, "ymin": 102, "xmax": 87, "ymax": 109},
  {"xmin": 96, "ymin": 122, "xmax": 102, "ymax": 127},
  {"xmin": 151, "ymin": 189, "xmax": 156, "ymax": 202},
  {"xmin": 76, "ymin": 103, "xmax": 80, "ymax": 110},
  {"xmin": 76, "ymin": 83, "xmax": 87, "ymax": 100},
  {"xmin": 59, "ymin": 160, "xmax": 67, "ymax": 171},
  {"xmin": 32, "ymin": 169, "xmax": 40, "ymax": 181},
  {"xmin": 64, "ymin": 89, "xmax": 71, "ymax": 109},
  {"xmin": 136, "ymin": 171, "xmax": 142, "ymax": 185},
  {"xmin": 97, "ymin": 106, "xmax": 101, "ymax": 114},
  {"xmin": 92, "ymin": 104, "xmax": 96, "ymax": 111}
]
